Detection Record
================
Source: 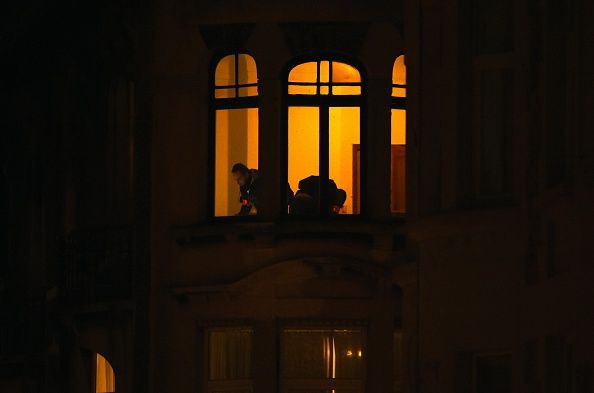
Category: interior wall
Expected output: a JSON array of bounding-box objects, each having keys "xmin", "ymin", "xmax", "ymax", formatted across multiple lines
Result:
[
  {"xmin": 287, "ymin": 106, "xmax": 320, "ymax": 194},
  {"xmin": 329, "ymin": 107, "xmax": 360, "ymax": 213},
  {"xmin": 214, "ymin": 108, "xmax": 258, "ymax": 216}
]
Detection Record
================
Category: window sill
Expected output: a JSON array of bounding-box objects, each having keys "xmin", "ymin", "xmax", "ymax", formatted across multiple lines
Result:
[{"xmin": 172, "ymin": 217, "xmax": 407, "ymax": 250}]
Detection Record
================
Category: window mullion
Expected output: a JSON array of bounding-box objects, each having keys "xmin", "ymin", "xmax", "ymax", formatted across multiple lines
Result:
[
  {"xmin": 320, "ymin": 104, "xmax": 330, "ymax": 217},
  {"xmin": 235, "ymin": 53, "xmax": 239, "ymax": 97}
]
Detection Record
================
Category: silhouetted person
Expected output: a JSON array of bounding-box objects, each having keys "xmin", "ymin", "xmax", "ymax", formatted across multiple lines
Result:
[
  {"xmin": 232, "ymin": 163, "xmax": 259, "ymax": 215},
  {"xmin": 232, "ymin": 163, "xmax": 294, "ymax": 215},
  {"xmin": 289, "ymin": 175, "xmax": 347, "ymax": 215}
]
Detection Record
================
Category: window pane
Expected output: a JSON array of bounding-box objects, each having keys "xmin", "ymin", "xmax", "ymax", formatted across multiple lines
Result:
[
  {"xmin": 215, "ymin": 55, "xmax": 236, "ymax": 87},
  {"xmin": 237, "ymin": 54, "xmax": 257, "ymax": 85},
  {"xmin": 289, "ymin": 62, "xmax": 318, "ymax": 83},
  {"xmin": 392, "ymin": 56, "xmax": 406, "ymax": 98},
  {"xmin": 282, "ymin": 330, "xmax": 329, "ymax": 379},
  {"xmin": 288, "ymin": 84, "xmax": 317, "ymax": 95},
  {"xmin": 332, "ymin": 62, "xmax": 361, "ymax": 83},
  {"xmin": 333, "ymin": 330, "xmax": 364, "ymax": 379},
  {"xmin": 209, "ymin": 329, "xmax": 254, "ymax": 380},
  {"xmin": 392, "ymin": 56, "xmax": 406, "ymax": 87},
  {"xmin": 215, "ymin": 88, "xmax": 236, "ymax": 99},
  {"xmin": 332, "ymin": 85, "xmax": 361, "ymax": 96},
  {"xmin": 238, "ymin": 86, "xmax": 258, "ymax": 97},
  {"xmin": 391, "ymin": 109, "xmax": 406, "ymax": 213},
  {"xmin": 329, "ymin": 107, "xmax": 360, "ymax": 214},
  {"xmin": 320, "ymin": 61, "xmax": 330, "ymax": 83},
  {"xmin": 215, "ymin": 108, "xmax": 259, "ymax": 216},
  {"xmin": 96, "ymin": 353, "xmax": 115, "ymax": 393},
  {"xmin": 391, "ymin": 109, "xmax": 406, "ymax": 145},
  {"xmin": 288, "ymin": 107, "xmax": 319, "ymax": 215},
  {"xmin": 391, "ymin": 87, "xmax": 406, "ymax": 98}
]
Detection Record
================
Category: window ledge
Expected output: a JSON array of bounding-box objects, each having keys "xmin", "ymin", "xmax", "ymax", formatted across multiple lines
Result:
[{"xmin": 171, "ymin": 218, "xmax": 407, "ymax": 251}]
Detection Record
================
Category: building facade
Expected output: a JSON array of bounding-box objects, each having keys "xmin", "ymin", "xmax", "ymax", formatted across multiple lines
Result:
[{"xmin": 1, "ymin": 0, "xmax": 593, "ymax": 393}]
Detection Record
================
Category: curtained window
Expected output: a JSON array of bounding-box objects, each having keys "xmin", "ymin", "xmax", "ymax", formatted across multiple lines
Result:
[
  {"xmin": 281, "ymin": 328, "xmax": 365, "ymax": 393},
  {"xmin": 207, "ymin": 328, "xmax": 254, "ymax": 393}
]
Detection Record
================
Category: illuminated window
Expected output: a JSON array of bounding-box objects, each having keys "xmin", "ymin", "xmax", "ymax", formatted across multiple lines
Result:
[
  {"xmin": 391, "ymin": 55, "xmax": 406, "ymax": 214},
  {"xmin": 207, "ymin": 328, "xmax": 253, "ymax": 393},
  {"xmin": 95, "ymin": 353, "xmax": 115, "ymax": 393},
  {"xmin": 286, "ymin": 59, "xmax": 363, "ymax": 215},
  {"xmin": 281, "ymin": 328, "xmax": 365, "ymax": 393},
  {"xmin": 213, "ymin": 53, "xmax": 259, "ymax": 217}
]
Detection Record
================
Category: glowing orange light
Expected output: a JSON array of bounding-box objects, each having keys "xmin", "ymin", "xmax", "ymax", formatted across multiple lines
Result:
[{"xmin": 95, "ymin": 353, "xmax": 115, "ymax": 393}]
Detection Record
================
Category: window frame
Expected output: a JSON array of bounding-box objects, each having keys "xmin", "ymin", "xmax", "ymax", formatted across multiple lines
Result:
[
  {"xmin": 281, "ymin": 54, "xmax": 368, "ymax": 218},
  {"xmin": 208, "ymin": 51, "xmax": 260, "ymax": 219},
  {"xmin": 279, "ymin": 321, "xmax": 368, "ymax": 393},
  {"xmin": 204, "ymin": 325, "xmax": 255, "ymax": 393},
  {"xmin": 391, "ymin": 53, "xmax": 407, "ymax": 215},
  {"xmin": 391, "ymin": 54, "xmax": 407, "ymax": 111}
]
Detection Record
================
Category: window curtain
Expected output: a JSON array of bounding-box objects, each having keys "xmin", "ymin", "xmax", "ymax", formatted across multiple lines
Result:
[{"xmin": 209, "ymin": 329, "xmax": 253, "ymax": 380}]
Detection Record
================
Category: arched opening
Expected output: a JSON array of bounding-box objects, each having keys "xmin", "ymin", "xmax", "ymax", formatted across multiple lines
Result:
[
  {"xmin": 391, "ymin": 55, "xmax": 407, "ymax": 214},
  {"xmin": 95, "ymin": 352, "xmax": 115, "ymax": 393},
  {"xmin": 212, "ymin": 53, "xmax": 259, "ymax": 217},
  {"xmin": 285, "ymin": 58, "xmax": 364, "ymax": 216}
]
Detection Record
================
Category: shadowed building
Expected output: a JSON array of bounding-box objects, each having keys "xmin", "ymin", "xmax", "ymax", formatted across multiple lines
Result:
[{"xmin": 1, "ymin": 1, "xmax": 593, "ymax": 393}]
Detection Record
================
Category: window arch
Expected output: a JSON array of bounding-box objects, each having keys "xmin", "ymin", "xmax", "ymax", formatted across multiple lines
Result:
[
  {"xmin": 212, "ymin": 53, "xmax": 259, "ymax": 217},
  {"xmin": 391, "ymin": 55, "xmax": 406, "ymax": 213},
  {"xmin": 285, "ymin": 58, "xmax": 364, "ymax": 216}
]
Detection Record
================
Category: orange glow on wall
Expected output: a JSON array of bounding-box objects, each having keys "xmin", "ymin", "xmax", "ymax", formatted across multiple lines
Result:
[{"xmin": 95, "ymin": 353, "xmax": 115, "ymax": 393}]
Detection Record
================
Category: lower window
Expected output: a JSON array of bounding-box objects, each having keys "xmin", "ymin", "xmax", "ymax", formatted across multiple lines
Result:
[
  {"xmin": 207, "ymin": 327, "xmax": 254, "ymax": 393},
  {"xmin": 281, "ymin": 328, "xmax": 365, "ymax": 393}
]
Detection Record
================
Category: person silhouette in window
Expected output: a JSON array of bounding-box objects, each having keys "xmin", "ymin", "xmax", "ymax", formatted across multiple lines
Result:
[
  {"xmin": 231, "ymin": 163, "xmax": 259, "ymax": 216},
  {"xmin": 232, "ymin": 163, "xmax": 294, "ymax": 216},
  {"xmin": 289, "ymin": 175, "xmax": 347, "ymax": 215}
]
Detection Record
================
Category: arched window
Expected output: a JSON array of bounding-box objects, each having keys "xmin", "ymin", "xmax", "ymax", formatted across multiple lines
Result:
[
  {"xmin": 391, "ymin": 55, "xmax": 406, "ymax": 213},
  {"xmin": 212, "ymin": 53, "xmax": 259, "ymax": 217},
  {"xmin": 95, "ymin": 352, "xmax": 115, "ymax": 393},
  {"xmin": 285, "ymin": 59, "xmax": 364, "ymax": 216}
]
